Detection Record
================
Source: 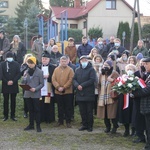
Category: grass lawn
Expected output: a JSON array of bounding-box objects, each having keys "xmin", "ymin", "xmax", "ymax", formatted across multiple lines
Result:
[{"xmin": 0, "ymin": 81, "xmax": 145, "ymax": 150}]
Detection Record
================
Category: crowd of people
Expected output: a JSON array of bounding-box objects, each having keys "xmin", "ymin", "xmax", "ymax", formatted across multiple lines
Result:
[{"xmin": 0, "ymin": 30, "xmax": 150, "ymax": 150}]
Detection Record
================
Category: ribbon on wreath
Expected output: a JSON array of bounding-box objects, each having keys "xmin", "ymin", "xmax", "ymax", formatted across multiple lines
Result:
[{"xmin": 123, "ymin": 93, "xmax": 129, "ymax": 110}]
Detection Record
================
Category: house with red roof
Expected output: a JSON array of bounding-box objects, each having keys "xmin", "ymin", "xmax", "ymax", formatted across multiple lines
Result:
[{"xmin": 51, "ymin": 0, "xmax": 135, "ymax": 40}]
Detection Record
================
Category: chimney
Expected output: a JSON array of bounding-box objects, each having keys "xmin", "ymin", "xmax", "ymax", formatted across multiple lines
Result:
[{"xmin": 74, "ymin": 0, "xmax": 80, "ymax": 8}]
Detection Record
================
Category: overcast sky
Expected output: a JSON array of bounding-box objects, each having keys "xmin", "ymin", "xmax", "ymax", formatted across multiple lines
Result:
[{"xmin": 41, "ymin": 0, "xmax": 150, "ymax": 16}]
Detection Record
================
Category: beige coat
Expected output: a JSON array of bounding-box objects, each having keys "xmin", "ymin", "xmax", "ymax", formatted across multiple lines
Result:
[
  {"xmin": 52, "ymin": 65, "xmax": 74, "ymax": 95},
  {"xmin": 97, "ymin": 71, "xmax": 119, "ymax": 119}
]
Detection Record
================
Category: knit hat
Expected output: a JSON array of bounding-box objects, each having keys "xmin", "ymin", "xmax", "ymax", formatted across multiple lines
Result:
[
  {"xmin": 42, "ymin": 51, "xmax": 50, "ymax": 58},
  {"xmin": 136, "ymin": 53, "xmax": 143, "ymax": 60},
  {"xmin": 6, "ymin": 52, "xmax": 14, "ymax": 58},
  {"xmin": 105, "ymin": 60, "xmax": 112, "ymax": 67},
  {"xmin": 27, "ymin": 56, "xmax": 36, "ymax": 64}
]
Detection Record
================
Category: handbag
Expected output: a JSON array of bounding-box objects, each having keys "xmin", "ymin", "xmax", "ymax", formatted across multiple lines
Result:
[{"xmin": 110, "ymin": 90, "xmax": 118, "ymax": 100}]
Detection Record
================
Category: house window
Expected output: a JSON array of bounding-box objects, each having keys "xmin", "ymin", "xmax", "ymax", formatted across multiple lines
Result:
[
  {"xmin": 70, "ymin": 24, "xmax": 78, "ymax": 29},
  {"xmin": 106, "ymin": 0, "xmax": 116, "ymax": 9},
  {"xmin": 0, "ymin": 1, "xmax": 8, "ymax": 8},
  {"xmin": 83, "ymin": 21, "xmax": 87, "ymax": 28}
]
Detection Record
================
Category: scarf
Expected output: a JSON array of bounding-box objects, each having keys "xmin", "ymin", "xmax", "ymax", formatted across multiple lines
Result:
[{"xmin": 98, "ymin": 75, "xmax": 114, "ymax": 106}]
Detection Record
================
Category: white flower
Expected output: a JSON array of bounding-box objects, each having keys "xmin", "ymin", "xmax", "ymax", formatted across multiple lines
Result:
[
  {"xmin": 118, "ymin": 81, "xmax": 123, "ymax": 87},
  {"xmin": 128, "ymin": 77, "xmax": 134, "ymax": 81},
  {"xmin": 127, "ymin": 83, "xmax": 133, "ymax": 88}
]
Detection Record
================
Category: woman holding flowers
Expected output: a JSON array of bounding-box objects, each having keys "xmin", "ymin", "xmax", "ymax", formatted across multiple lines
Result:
[
  {"xmin": 97, "ymin": 60, "xmax": 119, "ymax": 134},
  {"xmin": 117, "ymin": 64, "xmax": 137, "ymax": 137}
]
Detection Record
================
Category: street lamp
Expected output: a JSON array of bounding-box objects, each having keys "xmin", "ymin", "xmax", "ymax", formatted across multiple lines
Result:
[{"xmin": 24, "ymin": 18, "xmax": 28, "ymax": 50}]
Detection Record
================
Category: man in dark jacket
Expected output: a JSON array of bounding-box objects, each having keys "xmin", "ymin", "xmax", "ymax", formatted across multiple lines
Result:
[
  {"xmin": 77, "ymin": 36, "xmax": 93, "ymax": 58},
  {"xmin": 73, "ymin": 55, "xmax": 96, "ymax": 132},
  {"xmin": 1, "ymin": 52, "xmax": 21, "ymax": 121},
  {"xmin": 132, "ymin": 57, "xmax": 150, "ymax": 150},
  {"xmin": 0, "ymin": 30, "xmax": 10, "ymax": 62},
  {"xmin": 108, "ymin": 38, "xmax": 125, "ymax": 58}
]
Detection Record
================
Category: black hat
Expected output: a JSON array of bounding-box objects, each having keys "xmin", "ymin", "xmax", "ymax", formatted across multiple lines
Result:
[
  {"xmin": 38, "ymin": 34, "xmax": 42, "ymax": 38},
  {"xmin": 6, "ymin": 52, "xmax": 14, "ymax": 58},
  {"xmin": 142, "ymin": 57, "xmax": 150, "ymax": 62},
  {"xmin": 42, "ymin": 51, "xmax": 50, "ymax": 58},
  {"xmin": 122, "ymin": 50, "xmax": 130, "ymax": 57},
  {"xmin": 108, "ymin": 54, "xmax": 115, "ymax": 61},
  {"xmin": 105, "ymin": 60, "xmax": 112, "ymax": 67}
]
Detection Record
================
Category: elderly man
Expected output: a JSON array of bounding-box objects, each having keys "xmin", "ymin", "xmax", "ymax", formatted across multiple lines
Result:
[
  {"xmin": 52, "ymin": 55, "xmax": 74, "ymax": 128},
  {"xmin": 132, "ymin": 40, "xmax": 148, "ymax": 57},
  {"xmin": 73, "ymin": 55, "xmax": 96, "ymax": 132},
  {"xmin": 50, "ymin": 45, "xmax": 62, "ymax": 66},
  {"xmin": 132, "ymin": 57, "xmax": 150, "ymax": 150}
]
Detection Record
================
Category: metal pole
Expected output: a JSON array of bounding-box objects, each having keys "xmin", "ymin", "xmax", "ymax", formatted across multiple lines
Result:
[
  {"xmin": 130, "ymin": 0, "xmax": 136, "ymax": 54},
  {"xmin": 137, "ymin": 0, "xmax": 142, "ymax": 39}
]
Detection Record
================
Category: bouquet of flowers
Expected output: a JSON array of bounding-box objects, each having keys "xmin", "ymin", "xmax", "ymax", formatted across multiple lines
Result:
[{"xmin": 112, "ymin": 74, "xmax": 140, "ymax": 94}]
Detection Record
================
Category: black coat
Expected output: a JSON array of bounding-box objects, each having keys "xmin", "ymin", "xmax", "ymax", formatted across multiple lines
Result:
[
  {"xmin": 77, "ymin": 43, "xmax": 93, "ymax": 58},
  {"xmin": 0, "ymin": 63, "xmax": 2, "ymax": 80},
  {"xmin": 109, "ymin": 46, "xmax": 126, "ymax": 58},
  {"xmin": 133, "ymin": 73, "xmax": 150, "ymax": 115},
  {"xmin": 50, "ymin": 51, "xmax": 63, "ymax": 66},
  {"xmin": 1, "ymin": 60, "xmax": 21, "ymax": 93},
  {"xmin": 10, "ymin": 42, "xmax": 26, "ymax": 65},
  {"xmin": 73, "ymin": 62, "xmax": 96, "ymax": 101}
]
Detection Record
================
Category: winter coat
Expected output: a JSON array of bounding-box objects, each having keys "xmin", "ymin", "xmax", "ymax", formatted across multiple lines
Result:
[
  {"xmin": 132, "ymin": 46, "xmax": 148, "ymax": 57},
  {"xmin": 73, "ymin": 62, "xmax": 96, "ymax": 101},
  {"xmin": 77, "ymin": 43, "xmax": 93, "ymax": 58},
  {"xmin": 52, "ymin": 65, "xmax": 74, "ymax": 95},
  {"xmin": 10, "ymin": 42, "xmax": 26, "ymax": 65},
  {"xmin": 95, "ymin": 44, "xmax": 107, "ymax": 60},
  {"xmin": 0, "ymin": 37, "xmax": 10, "ymax": 60},
  {"xmin": 133, "ymin": 73, "xmax": 150, "ymax": 115},
  {"xmin": 50, "ymin": 51, "xmax": 63, "ymax": 66},
  {"xmin": 97, "ymin": 71, "xmax": 119, "ymax": 119},
  {"xmin": 109, "ymin": 46, "xmax": 126, "ymax": 58},
  {"xmin": 21, "ymin": 66, "xmax": 44, "ymax": 98},
  {"xmin": 0, "ymin": 63, "xmax": 2, "ymax": 80},
  {"xmin": 1, "ymin": 60, "xmax": 21, "ymax": 93},
  {"xmin": 65, "ymin": 45, "xmax": 77, "ymax": 64},
  {"xmin": 31, "ymin": 39, "xmax": 44, "ymax": 63}
]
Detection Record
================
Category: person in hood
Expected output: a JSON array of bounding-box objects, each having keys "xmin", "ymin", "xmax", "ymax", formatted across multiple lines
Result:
[
  {"xmin": 1, "ymin": 52, "xmax": 21, "ymax": 121},
  {"xmin": 73, "ymin": 55, "xmax": 96, "ymax": 132}
]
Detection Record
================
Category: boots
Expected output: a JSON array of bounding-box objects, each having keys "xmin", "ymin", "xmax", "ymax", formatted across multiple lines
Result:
[
  {"xmin": 36, "ymin": 125, "xmax": 42, "ymax": 132},
  {"xmin": 130, "ymin": 127, "xmax": 136, "ymax": 136},
  {"xmin": 123, "ymin": 124, "xmax": 130, "ymax": 137}
]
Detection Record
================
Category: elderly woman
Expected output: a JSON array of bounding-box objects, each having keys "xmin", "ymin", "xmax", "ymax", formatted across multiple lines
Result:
[
  {"xmin": 92, "ymin": 54, "xmax": 104, "ymax": 115},
  {"xmin": 97, "ymin": 60, "xmax": 119, "ymax": 134},
  {"xmin": 10, "ymin": 35, "xmax": 26, "ymax": 65},
  {"xmin": 117, "ymin": 64, "xmax": 137, "ymax": 137}
]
